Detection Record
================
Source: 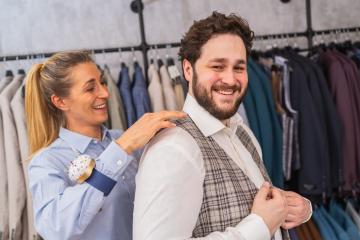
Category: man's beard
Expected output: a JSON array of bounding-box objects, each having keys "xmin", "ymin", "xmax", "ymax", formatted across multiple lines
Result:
[{"xmin": 192, "ymin": 70, "xmax": 246, "ymax": 120}]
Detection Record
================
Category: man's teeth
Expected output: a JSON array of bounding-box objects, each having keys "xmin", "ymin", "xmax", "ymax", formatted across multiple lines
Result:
[
  {"xmin": 93, "ymin": 104, "xmax": 106, "ymax": 109},
  {"xmin": 217, "ymin": 90, "xmax": 234, "ymax": 95}
]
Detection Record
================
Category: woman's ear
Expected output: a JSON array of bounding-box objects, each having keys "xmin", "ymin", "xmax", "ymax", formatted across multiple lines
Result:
[{"xmin": 51, "ymin": 94, "xmax": 69, "ymax": 111}]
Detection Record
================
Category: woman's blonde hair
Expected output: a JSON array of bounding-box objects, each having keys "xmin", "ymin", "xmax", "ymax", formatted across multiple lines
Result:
[{"xmin": 25, "ymin": 51, "xmax": 93, "ymax": 158}]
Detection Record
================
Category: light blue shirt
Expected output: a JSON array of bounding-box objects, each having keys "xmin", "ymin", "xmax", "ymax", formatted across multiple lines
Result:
[{"xmin": 29, "ymin": 126, "xmax": 138, "ymax": 240}]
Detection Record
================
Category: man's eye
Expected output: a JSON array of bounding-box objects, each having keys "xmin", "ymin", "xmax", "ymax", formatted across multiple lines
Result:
[
  {"xmin": 234, "ymin": 66, "xmax": 245, "ymax": 72},
  {"xmin": 212, "ymin": 65, "xmax": 224, "ymax": 70}
]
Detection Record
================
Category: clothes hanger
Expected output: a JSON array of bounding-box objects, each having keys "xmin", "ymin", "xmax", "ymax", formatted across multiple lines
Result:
[
  {"xmin": 131, "ymin": 47, "xmax": 139, "ymax": 68},
  {"xmin": 4, "ymin": 57, "xmax": 14, "ymax": 77},
  {"xmin": 165, "ymin": 44, "xmax": 175, "ymax": 67}
]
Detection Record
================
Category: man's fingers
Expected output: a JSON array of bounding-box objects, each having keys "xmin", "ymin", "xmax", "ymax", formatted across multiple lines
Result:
[
  {"xmin": 255, "ymin": 181, "xmax": 271, "ymax": 200},
  {"xmin": 284, "ymin": 213, "xmax": 298, "ymax": 222},
  {"xmin": 284, "ymin": 191, "xmax": 298, "ymax": 197},
  {"xmin": 281, "ymin": 221, "xmax": 298, "ymax": 229},
  {"xmin": 286, "ymin": 196, "xmax": 302, "ymax": 206}
]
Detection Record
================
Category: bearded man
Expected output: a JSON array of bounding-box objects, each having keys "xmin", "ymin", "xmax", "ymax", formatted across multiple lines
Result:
[{"xmin": 133, "ymin": 11, "xmax": 312, "ymax": 240}]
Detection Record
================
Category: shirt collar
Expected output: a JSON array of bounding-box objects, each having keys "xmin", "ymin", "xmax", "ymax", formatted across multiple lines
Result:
[
  {"xmin": 59, "ymin": 125, "xmax": 111, "ymax": 153},
  {"xmin": 183, "ymin": 94, "xmax": 243, "ymax": 137}
]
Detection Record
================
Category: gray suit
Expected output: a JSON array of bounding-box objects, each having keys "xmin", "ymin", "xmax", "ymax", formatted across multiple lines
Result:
[
  {"xmin": 11, "ymin": 83, "xmax": 40, "ymax": 240},
  {"xmin": 148, "ymin": 64, "xmax": 165, "ymax": 112},
  {"xmin": 0, "ymin": 74, "xmax": 26, "ymax": 240},
  {"xmin": 104, "ymin": 66, "xmax": 127, "ymax": 130},
  {"xmin": 0, "ymin": 75, "xmax": 13, "ymax": 240},
  {"xmin": 159, "ymin": 65, "xmax": 178, "ymax": 110}
]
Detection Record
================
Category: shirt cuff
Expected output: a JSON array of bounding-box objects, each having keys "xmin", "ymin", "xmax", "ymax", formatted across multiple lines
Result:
[
  {"xmin": 236, "ymin": 213, "xmax": 271, "ymax": 240},
  {"xmin": 302, "ymin": 197, "xmax": 313, "ymax": 223},
  {"xmin": 96, "ymin": 141, "xmax": 134, "ymax": 179}
]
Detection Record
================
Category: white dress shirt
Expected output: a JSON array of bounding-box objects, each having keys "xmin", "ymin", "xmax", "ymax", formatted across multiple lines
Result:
[{"xmin": 134, "ymin": 94, "xmax": 284, "ymax": 240}]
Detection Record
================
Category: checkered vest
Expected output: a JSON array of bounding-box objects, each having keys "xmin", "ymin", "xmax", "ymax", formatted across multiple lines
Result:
[{"xmin": 176, "ymin": 117, "xmax": 290, "ymax": 239}]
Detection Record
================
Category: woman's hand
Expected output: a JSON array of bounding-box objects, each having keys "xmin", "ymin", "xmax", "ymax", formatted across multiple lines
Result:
[{"xmin": 116, "ymin": 111, "xmax": 187, "ymax": 154}]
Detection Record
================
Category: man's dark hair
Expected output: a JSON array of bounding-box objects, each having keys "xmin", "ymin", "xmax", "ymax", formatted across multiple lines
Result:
[{"xmin": 178, "ymin": 11, "xmax": 254, "ymax": 66}]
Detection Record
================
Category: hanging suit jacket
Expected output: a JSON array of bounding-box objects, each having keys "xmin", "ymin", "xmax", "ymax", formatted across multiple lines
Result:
[
  {"xmin": 330, "ymin": 200, "xmax": 360, "ymax": 239},
  {"xmin": 306, "ymin": 219, "xmax": 323, "ymax": 240},
  {"xmin": 318, "ymin": 51, "xmax": 358, "ymax": 190},
  {"xmin": 346, "ymin": 201, "xmax": 360, "ymax": 231},
  {"xmin": 131, "ymin": 62, "xmax": 152, "ymax": 120},
  {"xmin": 147, "ymin": 64, "xmax": 165, "ymax": 112},
  {"xmin": 288, "ymin": 229, "xmax": 299, "ymax": 240},
  {"xmin": 242, "ymin": 82, "xmax": 261, "ymax": 143},
  {"xmin": 284, "ymin": 54, "xmax": 328, "ymax": 196},
  {"xmin": 320, "ymin": 206, "xmax": 350, "ymax": 240},
  {"xmin": 288, "ymin": 51, "xmax": 333, "ymax": 193},
  {"xmin": 0, "ymin": 74, "xmax": 26, "ymax": 240},
  {"xmin": 0, "ymin": 75, "xmax": 13, "ymax": 240},
  {"xmin": 330, "ymin": 50, "xmax": 360, "ymax": 186},
  {"xmin": 104, "ymin": 66, "xmax": 127, "ymax": 130},
  {"xmin": 167, "ymin": 64, "xmax": 185, "ymax": 109},
  {"xmin": 159, "ymin": 65, "xmax": 178, "ymax": 110},
  {"xmin": 117, "ymin": 64, "xmax": 136, "ymax": 128},
  {"xmin": 11, "ymin": 83, "xmax": 41, "ymax": 240},
  {"xmin": 312, "ymin": 207, "xmax": 338, "ymax": 240},
  {"xmin": 249, "ymin": 59, "xmax": 283, "ymax": 187},
  {"xmin": 309, "ymin": 59, "xmax": 343, "ymax": 190}
]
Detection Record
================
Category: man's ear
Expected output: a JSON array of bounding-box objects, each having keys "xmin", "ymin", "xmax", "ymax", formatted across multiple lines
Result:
[
  {"xmin": 182, "ymin": 59, "xmax": 194, "ymax": 83},
  {"xmin": 51, "ymin": 94, "xmax": 69, "ymax": 111}
]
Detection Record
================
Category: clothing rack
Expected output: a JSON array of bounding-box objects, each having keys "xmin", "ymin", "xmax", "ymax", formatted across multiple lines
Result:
[{"xmin": 0, "ymin": 0, "xmax": 359, "ymax": 69}]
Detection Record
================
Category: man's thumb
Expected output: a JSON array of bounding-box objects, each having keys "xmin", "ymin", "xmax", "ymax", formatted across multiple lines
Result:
[{"xmin": 255, "ymin": 181, "xmax": 271, "ymax": 200}]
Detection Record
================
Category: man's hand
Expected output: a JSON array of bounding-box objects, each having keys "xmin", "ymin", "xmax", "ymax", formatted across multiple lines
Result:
[
  {"xmin": 281, "ymin": 191, "xmax": 312, "ymax": 229},
  {"xmin": 251, "ymin": 182, "xmax": 288, "ymax": 236}
]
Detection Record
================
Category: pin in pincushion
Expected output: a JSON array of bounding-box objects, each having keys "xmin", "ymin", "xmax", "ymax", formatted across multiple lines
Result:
[{"xmin": 68, "ymin": 155, "xmax": 96, "ymax": 184}]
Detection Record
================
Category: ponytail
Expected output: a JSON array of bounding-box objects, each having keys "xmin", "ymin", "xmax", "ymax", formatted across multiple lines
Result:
[{"xmin": 25, "ymin": 64, "xmax": 62, "ymax": 157}]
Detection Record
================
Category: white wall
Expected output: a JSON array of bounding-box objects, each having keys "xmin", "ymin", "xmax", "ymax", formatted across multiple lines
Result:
[{"xmin": 0, "ymin": 0, "xmax": 359, "ymax": 77}]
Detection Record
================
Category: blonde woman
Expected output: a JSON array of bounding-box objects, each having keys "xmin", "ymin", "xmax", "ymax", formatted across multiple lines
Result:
[{"xmin": 25, "ymin": 51, "xmax": 186, "ymax": 240}]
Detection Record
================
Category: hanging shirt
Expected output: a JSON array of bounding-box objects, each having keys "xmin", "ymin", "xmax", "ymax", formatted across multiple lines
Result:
[
  {"xmin": 131, "ymin": 62, "xmax": 152, "ymax": 119},
  {"xmin": 29, "ymin": 127, "xmax": 138, "ymax": 240}
]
